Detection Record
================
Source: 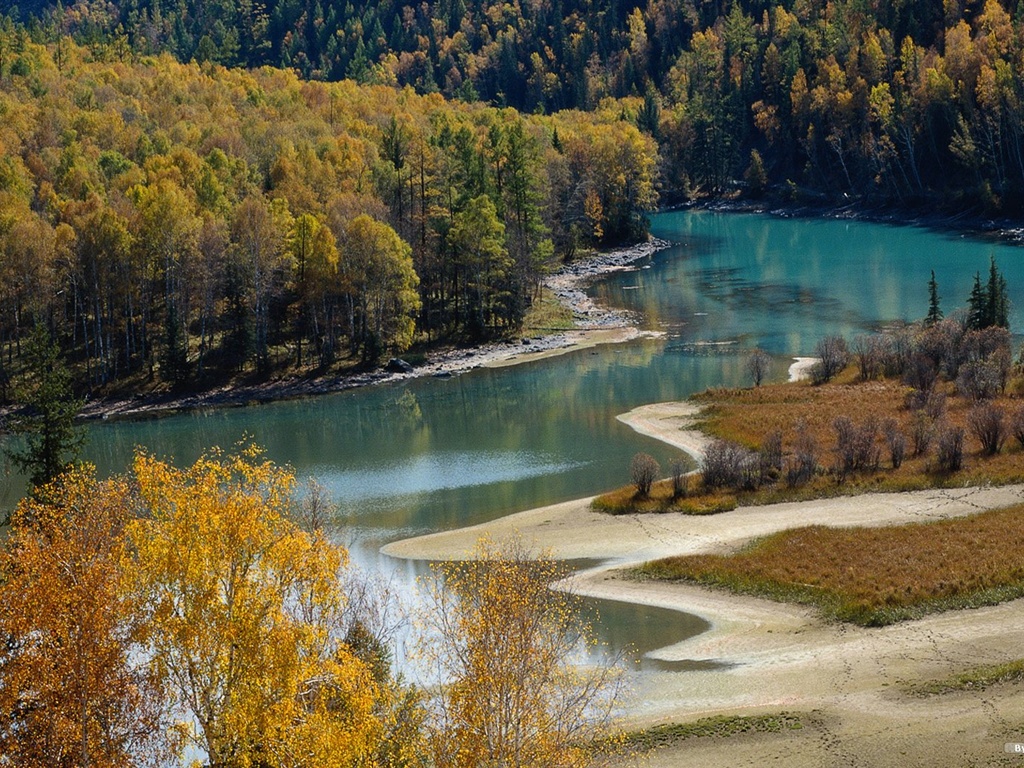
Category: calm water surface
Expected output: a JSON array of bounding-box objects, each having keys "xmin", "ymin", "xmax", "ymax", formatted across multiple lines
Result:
[{"xmin": 7, "ymin": 211, "xmax": 1023, "ymax": 668}]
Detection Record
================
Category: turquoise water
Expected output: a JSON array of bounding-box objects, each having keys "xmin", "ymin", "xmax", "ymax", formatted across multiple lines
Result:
[{"xmin": 6, "ymin": 210, "xmax": 1023, "ymax": 667}]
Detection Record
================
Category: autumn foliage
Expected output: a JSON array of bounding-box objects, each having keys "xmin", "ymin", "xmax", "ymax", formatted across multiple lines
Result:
[
  {"xmin": 420, "ymin": 537, "xmax": 619, "ymax": 768},
  {"xmin": 0, "ymin": 451, "xmax": 618, "ymax": 766},
  {"xmin": 0, "ymin": 467, "xmax": 165, "ymax": 768}
]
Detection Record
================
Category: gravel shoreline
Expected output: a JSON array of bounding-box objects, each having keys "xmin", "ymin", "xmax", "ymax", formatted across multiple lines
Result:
[{"xmin": 77, "ymin": 238, "xmax": 672, "ymax": 421}]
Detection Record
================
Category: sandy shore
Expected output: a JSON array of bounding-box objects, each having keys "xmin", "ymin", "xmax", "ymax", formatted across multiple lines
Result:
[{"xmin": 384, "ymin": 401, "xmax": 1024, "ymax": 767}]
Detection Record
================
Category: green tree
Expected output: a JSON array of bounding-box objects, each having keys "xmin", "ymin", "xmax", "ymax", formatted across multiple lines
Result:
[
  {"xmin": 926, "ymin": 270, "xmax": 943, "ymax": 326},
  {"xmin": 967, "ymin": 272, "xmax": 987, "ymax": 330},
  {"xmin": 9, "ymin": 328, "xmax": 84, "ymax": 492},
  {"xmin": 448, "ymin": 195, "xmax": 513, "ymax": 338},
  {"xmin": 986, "ymin": 256, "xmax": 1009, "ymax": 329}
]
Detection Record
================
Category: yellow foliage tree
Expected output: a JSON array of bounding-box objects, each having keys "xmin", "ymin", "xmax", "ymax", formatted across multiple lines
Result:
[
  {"xmin": 0, "ymin": 466, "xmax": 166, "ymax": 768},
  {"xmin": 127, "ymin": 445, "xmax": 387, "ymax": 768},
  {"xmin": 420, "ymin": 536, "xmax": 619, "ymax": 768}
]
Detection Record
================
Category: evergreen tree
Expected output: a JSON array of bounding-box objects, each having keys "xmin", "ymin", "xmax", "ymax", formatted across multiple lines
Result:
[
  {"xmin": 986, "ymin": 256, "xmax": 1010, "ymax": 329},
  {"xmin": 8, "ymin": 328, "xmax": 84, "ymax": 492},
  {"xmin": 966, "ymin": 272, "xmax": 986, "ymax": 330},
  {"xmin": 925, "ymin": 270, "xmax": 942, "ymax": 326}
]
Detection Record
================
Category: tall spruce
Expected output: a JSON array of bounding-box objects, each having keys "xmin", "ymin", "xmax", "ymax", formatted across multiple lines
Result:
[
  {"xmin": 986, "ymin": 256, "xmax": 1010, "ymax": 329},
  {"xmin": 925, "ymin": 270, "xmax": 942, "ymax": 326},
  {"xmin": 968, "ymin": 258, "xmax": 1011, "ymax": 330},
  {"xmin": 8, "ymin": 327, "xmax": 84, "ymax": 492}
]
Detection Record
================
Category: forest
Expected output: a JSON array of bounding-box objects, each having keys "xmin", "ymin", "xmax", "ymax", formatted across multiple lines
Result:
[
  {"xmin": 15, "ymin": 0, "xmax": 1024, "ymax": 207},
  {"xmin": 6, "ymin": 1, "xmax": 1024, "ymax": 391},
  {"xmin": 0, "ymin": 33, "xmax": 657, "ymax": 394}
]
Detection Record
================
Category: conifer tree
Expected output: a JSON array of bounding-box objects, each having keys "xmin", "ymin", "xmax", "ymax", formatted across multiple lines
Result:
[
  {"xmin": 967, "ymin": 272, "xmax": 987, "ymax": 330},
  {"xmin": 9, "ymin": 327, "xmax": 83, "ymax": 492},
  {"xmin": 925, "ymin": 270, "xmax": 942, "ymax": 326}
]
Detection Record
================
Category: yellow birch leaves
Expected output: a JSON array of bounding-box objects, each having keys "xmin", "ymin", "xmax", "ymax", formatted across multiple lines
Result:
[{"xmin": 127, "ymin": 445, "xmax": 382, "ymax": 768}]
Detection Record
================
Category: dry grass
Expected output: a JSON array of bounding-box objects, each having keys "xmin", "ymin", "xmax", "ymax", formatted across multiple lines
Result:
[
  {"xmin": 637, "ymin": 504, "xmax": 1024, "ymax": 626},
  {"xmin": 595, "ymin": 369, "xmax": 1024, "ymax": 515}
]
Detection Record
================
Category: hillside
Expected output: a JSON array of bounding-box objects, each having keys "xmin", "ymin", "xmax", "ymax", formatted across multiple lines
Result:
[
  {"xmin": 0, "ymin": 37, "xmax": 657, "ymax": 396},
  {"xmin": 17, "ymin": 0, "xmax": 1024, "ymax": 207}
]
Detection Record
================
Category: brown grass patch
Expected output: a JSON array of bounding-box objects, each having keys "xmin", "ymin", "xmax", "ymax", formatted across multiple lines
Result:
[
  {"xmin": 637, "ymin": 504, "xmax": 1024, "ymax": 625},
  {"xmin": 595, "ymin": 370, "xmax": 1024, "ymax": 515}
]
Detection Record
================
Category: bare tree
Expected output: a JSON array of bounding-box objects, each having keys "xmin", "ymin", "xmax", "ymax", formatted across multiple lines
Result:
[
  {"xmin": 758, "ymin": 428, "xmax": 784, "ymax": 481},
  {"xmin": 811, "ymin": 335, "xmax": 849, "ymax": 384},
  {"xmin": 881, "ymin": 418, "xmax": 906, "ymax": 469},
  {"xmin": 956, "ymin": 360, "xmax": 1001, "ymax": 401},
  {"xmin": 832, "ymin": 416, "xmax": 880, "ymax": 481},
  {"xmin": 786, "ymin": 419, "xmax": 818, "ymax": 487},
  {"xmin": 910, "ymin": 412, "xmax": 934, "ymax": 457},
  {"xmin": 934, "ymin": 424, "xmax": 965, "ymax": 473},
  {"xmin": 630, "ymin": 452, "xmax": 660, "ymax": 498},
  {"xmin": 1011, "ymin": 406, "xmax": 1024, "ymax": 448},
  {"xmin": 746, "ymin": 348, "xmax": 772, "ymax": 387},
  {"xmin": 670, "ymin": 458, "xmax": 688, "ymax": 499},
  {"xmin": 853, "ymin": 335, "xmax": 883, "ymax": 381},
  {"xmin": 968, "ymin": 402, "xmax": 1006, "ymax": 456},
  {"xmin": 295, "ymin": 477, "xmax": 335, "ymax": 532},
  {"xmin": 701, "ymin": 440, "xmax": 755, "ymax": 490}
]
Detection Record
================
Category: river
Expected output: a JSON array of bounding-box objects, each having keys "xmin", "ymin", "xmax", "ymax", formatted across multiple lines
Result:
[{"xmin": 5, "ymin": 209, "xmax": 1023, "ymax": 667}]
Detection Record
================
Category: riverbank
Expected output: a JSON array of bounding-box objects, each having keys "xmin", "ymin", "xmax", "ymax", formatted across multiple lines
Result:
[
  {"xmin": 383, "ymin": 400, "xmax": 1024, "ymax": 767},
  {"xmin": 76, "ymin": 238, "xmax": 671, "ymax": 421}
]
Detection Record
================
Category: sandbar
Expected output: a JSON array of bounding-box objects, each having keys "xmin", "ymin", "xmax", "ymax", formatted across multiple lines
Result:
[{"xmin": 384, "ymin": 400, "xmax": 1024, "ymax": 766}]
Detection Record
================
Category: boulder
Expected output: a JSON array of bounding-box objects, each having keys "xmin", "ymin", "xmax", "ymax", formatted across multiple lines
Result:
[{"xmin": 385, "ymin": 358, "xmax": 414, "ymax": 373}]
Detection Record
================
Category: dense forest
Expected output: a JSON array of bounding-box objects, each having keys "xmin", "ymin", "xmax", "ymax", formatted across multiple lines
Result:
[
  {"xmin": 15, "ymin": 0, "xmax": 1024, "ymax": 207},
  {"xmin": 0, "ymin": 34, "xmax": 657, "ymax": 394},
  {"xmin": 7, "ymin": 0, "xmax": 1024, "ymax": 393}
]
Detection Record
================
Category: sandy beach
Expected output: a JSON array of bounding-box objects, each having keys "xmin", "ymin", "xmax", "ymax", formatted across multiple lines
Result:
[{"xmin": 384, "ymin": 400, "xmax": 1024, "ymax": 767}]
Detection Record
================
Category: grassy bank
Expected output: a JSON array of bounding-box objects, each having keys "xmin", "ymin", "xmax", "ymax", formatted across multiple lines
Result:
[
  {"xmin": 635, "ymin": 503, "xmax": 1024, "ymax": 626},
  {"xmin": 594, "ymin": 373, "xmax": 1024, "ymax": 515},
  {"xmin": 620, "ymin": 713, "xmax": 806, "ymax": 752}
]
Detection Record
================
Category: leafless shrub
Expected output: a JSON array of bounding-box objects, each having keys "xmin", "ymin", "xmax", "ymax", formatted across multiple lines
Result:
[
  {"xmin": 934, "ymin": 424, "xmax": 965, "ymax": 473},
  {"xmin": 881, "ymin": 326, "xmax": 913, "ymax": 377},
  {"xmin": 811, "ymin": 335, "xmax": 849, "ymax": 384},
  {"xmin": 960, "ymin": 326, "xmax": 1012, "ymax": 365},
  {"xmin": 992, "ymin": 345, "xmax": 1013, "ymax": 393},
  {"xmin": 956, "ymin": 360, "xmax": 1001, "ymax": 401},
  {"xmin": 910, "ymin": 412, "xmax": 934, "ymax": 457},
  {"xmin": 881, "ymin": 418, "xmax": 906, "ymax": 469},
  {"xmin": 630, "ymin": 452, "xmax": 660, "ymax": 498},
  {"xmin": 968, "ymin": 402, "xmax": 1006, "ymax": 456},
  {"xmin": 917, "ymin": 316, "xmax": 966, "ymax": 378},
  {"xmin": 832, "ymin": 416, "xmax": 880, "ymax": 481},
  {"xmin": 746, "ymin": 348, "xmax": 772, "ymax": 387},
  {"xmin": 296, "ymin": 478, "xmax": 335, "ymax": 532},
  {"xmin": 1011, "ymin": 406, "xmax": 1024, "ymax": 449},
  {"xmin": 701, "ymin": 440, "xmax": 756, "ymax": 490},
  {"xmin": 853, "ymin": 335, "xmax": 884, "ymax": 381},
  {"xmin": 924, "ymin": 391, "xmax": 947, "ymax": 421},
  {"xmin": 670, "ymin": 459, "xmax": 688, "ymax": 499},
  {"xmin": 786, "ymin": 420, "xmax": 818, "ymax": 487},
  {"xmin": 758, "ymin": 429, "xmax": 784, "ymax": 482},
  {"xmin": 902, "ymin": 353, "xmax": 938, "ymax": 394}
]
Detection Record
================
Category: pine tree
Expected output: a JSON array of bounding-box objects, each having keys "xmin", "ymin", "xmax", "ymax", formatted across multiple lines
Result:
[
  {"xmin": 986, "ymin": 256, "xmax": 1010, "ymax": 329},
  {"xmin": 925, "ymin": 269, "xmax": 942, "ymax": 326},
  {"xmin": 967, "ymin": 272, "xmax": 986, "ymax": 330},
  {"xmin": 9, "ymin": 327, "xmax": 84, "ymax": 491}
]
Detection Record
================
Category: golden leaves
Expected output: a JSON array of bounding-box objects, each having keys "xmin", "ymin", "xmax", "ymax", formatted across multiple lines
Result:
[{"xmin": 420, "ymin": 535, "xmax": 618, "ymax": 768}]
